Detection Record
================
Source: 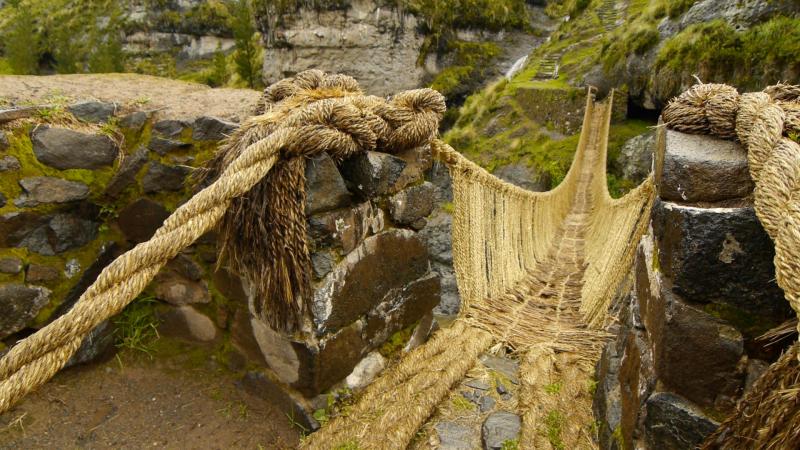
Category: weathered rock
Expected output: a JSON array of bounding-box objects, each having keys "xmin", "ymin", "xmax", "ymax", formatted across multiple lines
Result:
[
  {"xmin": 389, "ymin": 182, "xmax": 436, "ymax": 226},
  {"xmin": 493, "ymin": 163, "xmax": 549, "ymax": 191},
  {"xmin": 142, "ymin": 161, "xmax": 191, "ymax": 193},
  {"xmin": 404, "ymin": 311, "xmax": 435, "ymax": 352},
  {"xmin": 480, "ymin": 355, "xmax": 520, "ymax": 385},
  {"xmin": 14, "ymin": 177, "xmax": 89, "ymax": 207},
  {"xmin": 310, "ymin": 250, "xmax": 334, "ymax": 279},
  {"xmin": 0, "ymin": 212, "xmax": 98, "ymax": 255},
  {"xmin": 148, "ymin": 136, "xmax": 191, "ymax": 155},
  {"xmin": 637, "ymin": 234, "xmax": 745, "ymax": 408},
  {"xmin": 192, "ymin": 116, "xmax": 237, "ymax": 141},
  {"xmin": 26, "ymin": 264, "xmax": 60, "ymax": 283},
  {"xmin": 118, "ymin": 111, "xmax": 148, "ymax": 131},
  {"xmin": 117, "ymin": 198, "xmax": 170, "ymax": 243},
  {"xmin": 344, "ymin": 351, "xmax": 386, "ymax": 390},
  {"xmin": 482, "ymin": 411, "xmax": 521, "ymax": 450},
  {"xmin": 643, "ymin": 392, "xmax": 719, "ymax": 450},
  {"xmin": 64, "ymin": 258, "xmax": 81, "ymax": 279},
  {"xmin": 465, "ymin": 379, "xmax": 491, "ymax": 391},
  {"xmin": 0, "ymin": 284, "xmax": 50, "ymax": 339},
  {"xmin": 65, "ymin": 320, "xmax": 115, "ymax": 368},
  {"xmin": 339, "ymin": 151, "xmax": 407, "ymax": 199},
  {"xmin": 159, "ymin": 305, "xmax": 218, "ymax": 342},
  {"xmin": 0, "ymin": 130, "xmax": 8, "ymax": 150},
  {"xmin": 105, "ymin": 147, "xmax": 149, "ymax": 197},
  {"xmin": 67, "ymin": 101, "xmax": 117, "ymax": 123},
  {"xmin": 153, "ymin": 269, "xmax": 211, "ymax": 306},
  {"xmin": 418, "ymin": 210, "xmax": 461, "ymax": 317},
  {"xmin": 31, "ymin": 126, "xmax": 118, "ymax": 170},
  {"xmin": 307, "ymin": 202, "xmax": 384, "ymax": 254},
  {"xmin": 479, "ymin": 396, "xmax": 496, "ymax": 413},
  {"xmin": 305, "ymin": 153, "xmax": 351, "ymax": 215},
  {"xmin": 152, "ymin": 119, "xmax": 189, "ymax": 138},
  {"xmin": 652, "ymin": 200, "xmax": 791, "ymax": 326},
  {"xmin": 618, "ymin": 131, "xmax": 655, "ymax": 182},
  {"xmin": 658, "ymin": 129, "xmax": 753, "ymax": 203},
  {"xmin": 0, "ymin": 155, "xmax": 20, "ymax": 171},
  {"xmin": 0, "ymin": 257, "xmax": 23, "ymax": 274},
  {"xmin": 436, "ymin": 421, "xmax": 476, "ymax": 450},
  {"xmin": 363, "ymin": 271, "xmax": 441, "ymax": 345},
  {"xmin": 0, "ymin": 193, "xmax": 5, "ymax": 208},
  {"xmin": 745, "ymin": 358, "xmax": 769, "ymax": 392},
  {"xmin": 392, "ymin": 146, "xmax": 431, "ymax": 192}
]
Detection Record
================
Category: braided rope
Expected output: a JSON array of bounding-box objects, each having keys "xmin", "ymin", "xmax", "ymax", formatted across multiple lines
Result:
[{"xmin": 0, "ymin": 71, "xmax": 445, "ymax": 414}]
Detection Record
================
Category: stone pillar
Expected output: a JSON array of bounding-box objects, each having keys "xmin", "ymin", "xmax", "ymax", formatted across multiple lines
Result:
[
  {"xmin": 593, "ymin": 126, "xmax": 794, "ymax": 449},
  {"xmin": 232, "ymin": 146, "xmax": 442, "ymax": 406}
]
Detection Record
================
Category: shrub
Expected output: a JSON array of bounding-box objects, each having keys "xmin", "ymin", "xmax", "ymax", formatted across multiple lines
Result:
[
  {"xmin": 3, "ymin": 7, "xmax": 41, "ymax": 74},
  {"xmin": 231, "ymin": 0, "xmax": 264, "ymax": 89}
]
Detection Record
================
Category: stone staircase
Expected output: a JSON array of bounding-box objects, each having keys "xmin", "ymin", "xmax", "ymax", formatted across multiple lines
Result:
[
  {"xmin": 533, "ymin": 50, "xmax": 565, "ymax": 80},
  {"xmin": 597, "ymin": 0, "xmax": 620, "ymax": 31}
]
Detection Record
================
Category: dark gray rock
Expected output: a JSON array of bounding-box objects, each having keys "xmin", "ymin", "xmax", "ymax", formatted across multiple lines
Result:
[
  {"xmin": 14, "ymin": 177, "xmax": 89, "ymax": 207},
  {"xmin": 482, "ymin": 411, "xmax": 521, "ymax": 450},
  {"xmin": 436, "ymin": 421, "xmax": 475, "ymax": 450},
  {"xmin": 479, "ymin": 395, "xmax": 496, "ymax": 413},
  {"xmin": 340, "ymin": 151, "xmax": 407, "ymax": 198},
  {"xmin": 0, "ymin": 284, "xmax": 50, "ymax": 339},
  {"xmin": 153, "ymin": 270, "xmax": 211, "ymax": 306},
  {"xmin": 0, "ymin": 155, "xmax": 20, "ymax": 171},
  {"xmin": 305, "ymin": 153, "xmax": 351, "ymax": 215},
  {"xmin": 105, "ymin": 147, "xmax": 149, "ymax": 197},
  {"xmin": 465, "ymin": 379, "xmax": 491, "ymax": 391},
  {"xmin": 142, "ymin": 161, "xmax": 191, "ymax": 193},
  {"xmin": 241, "ymin": 370, "xmax": 319, "ymax": 432},
  {"xmin": 652, "ymin": 200, "xmax": 792, "ymax": 327},
  {"xmin": 118, "ymin": 111, "xmax": 148, "ymax": 131},
  {"xmin": 480, "ymin": 355, "xmax": 520, "ymax": 385},
  {"xmin": 678, "ymin": 0, "xmax": 798, "ymax": 31},
  {"xmin": 0, "ymin": 192, "xmax": 5, "ymax": 208},
  {"xmin": 310, "ymin": 250, "xmax": 334, "ymax": 279},
  {"xmin": 658, "ymin": 129, "xmax": 753, "ymax": 203},
  {"xmin": 637, "ymin": 234, "xmax": 745, "ymax": 408},
  {"xmin": 0, "ymin": 130, "xmax": 8, "ymax": 150},
  {"xmin": 618, "ymin": 131, "xmax": 655, "ymax": 183},
  {"xmin": 0, "ymin": 257, "xmax": 22, "ymax": 274},
  {"xmin": 418, "ymin": 210, "xmax": 461, "ymax": 317},
  {"xmin": 307, "ymin": 202, "xmax": 383, "ymax": 254},
  {"xmin": 643, "ymin": 392, "xmax": 718, "ymax": 450},
  {"xmin": 148, "ymin": 136, "xmax": 191, "ymax": 155},
  {"xmin": 493, "ymin": 163, "xmax": 549, "ymax": 191},
  {"xmin": 311, "ymin": 229, "xmax": 432, "ymax": 334},
  {"xmin": 389, "ymin": 182, "xmax": 436, "ymax": 226},
  {"xmin": 745, "ymin": 359, "xmax": 769, "ymax": 392},
  {"xmin": 67, "ymin": 101, "xmax": 117, "ymax": 123},
  {"xmin": 0, "ymin": 212, "xmax": 98, "ymax": 255},
  {"xmin": 31, "ymin": 126, "xmax": 118, "ymax": 170},
  {"xmin": 26, "ymin": 263, "xmax": 60, "ymax": 283},
  {"xmin": 192, "ymin": 116, "xmax": 238, "ymax": 141},
  {"xmin": 363, "ymin": 271, "xmax": 441, "ymax": 346},
  {"xmin": 65, "ymin": 320, "xmax": 115, "ymax": 368},
  {"xmin": 153, "ymin": 119, "xmax": 189, "ymax": 138},
  {"xmin": 117, "ymin": 198, "xmax": 170, "ymax": 243}
]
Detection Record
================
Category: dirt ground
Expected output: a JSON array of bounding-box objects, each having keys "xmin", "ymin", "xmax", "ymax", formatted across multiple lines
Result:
[
  {"xmin": 0, "ymin": 340, "xmax": 300, "ymax": 450},
  {"xmin": 0, "ymin": 74, "xmax": 261, "ymax": 121}
]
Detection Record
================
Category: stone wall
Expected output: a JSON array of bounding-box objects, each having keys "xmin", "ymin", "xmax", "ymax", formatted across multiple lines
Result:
[
  {"xmin": 593, "ymin": 126, "xmax": 794, "ymax": 449},
  {"xmin": 0, "ymin": 95, "xmax": 442, "ymax": 429}
]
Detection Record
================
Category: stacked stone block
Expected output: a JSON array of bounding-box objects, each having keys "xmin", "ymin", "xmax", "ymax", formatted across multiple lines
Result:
[{"xmin": 593, "ymin": 127, "xmax": 794, "ymax": 449}]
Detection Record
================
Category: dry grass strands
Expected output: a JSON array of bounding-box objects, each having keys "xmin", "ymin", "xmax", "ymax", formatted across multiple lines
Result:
[{"xmin": 663, "ymin": 82, "xmax": 800, "ymax": 448}]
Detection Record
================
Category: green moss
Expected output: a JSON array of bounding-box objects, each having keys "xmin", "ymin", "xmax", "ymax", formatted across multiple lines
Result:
[
  {"xmin": 612, "ymin": 425, "xmax": 625, "ymax": 448},
  {"xmin": 501, "ymin": 439, "xmax": 520, "ymax": 450},
  {"xmin": 703, "ymin": 302, "xmax": 776, "ymax": 339},
  {"xmin": 544, "ymin": 381, "xmax": 563, "ymax": 394},
  {"xmin": 378, "ymin": 323, "xmax": 416, "ymax": 358},
  {"xmin": 544, "ymin": 410, "xmax": 566, "ymax": 450},
  {"xmin": 451, "ymin": 395, "xmax": 475, "ymax": 411},
  {"xmin": 333, "ymin": 440, "xmax": 360, "ymax": 450}
]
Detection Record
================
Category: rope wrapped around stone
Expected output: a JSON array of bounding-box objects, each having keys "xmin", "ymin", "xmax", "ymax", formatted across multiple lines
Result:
[
  {"xmin": 663, "ymin": 83, "xmax": 800, "ymax": 331},
  {"xmin": 662, "ymin": 83, "xmax": 800, "ymax": 449},
  {"xmin": 0, "ymin": 70, "xmax": 445, "ymax": 414}
]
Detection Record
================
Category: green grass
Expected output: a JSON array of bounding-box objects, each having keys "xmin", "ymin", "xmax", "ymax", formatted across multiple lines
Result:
[
  {"xmin": 544, "ymin": 410, "xmax": 566, "ymax": 450},
  {"xmin": 501, "ymin": 439, "xmax": 520, "ymax": 450},
  {"xmin": 113, "ymin": 296, "xmax": 161, "ymax": 357}
]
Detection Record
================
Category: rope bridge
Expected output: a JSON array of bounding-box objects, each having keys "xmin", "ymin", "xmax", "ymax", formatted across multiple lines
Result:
[{"xmin": 0, "ymin": 71, "xmax": 798, "ymax": 449}]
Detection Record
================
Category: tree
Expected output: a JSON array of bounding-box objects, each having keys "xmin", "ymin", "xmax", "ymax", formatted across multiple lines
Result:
[
  {"xmin": 4, "ymin": 7, "xmax": 41, "ymax": 74},
  {"xmin": 87, "ymin": 8, "xmax": 126, "ymax": 73},
  {"xmin": 231, "ymin": 0, "xmax": 263, "ymax": 89}
]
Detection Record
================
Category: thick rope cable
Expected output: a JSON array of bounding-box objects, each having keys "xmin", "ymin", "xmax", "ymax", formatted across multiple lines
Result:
[
  {"xmin": 661, "ymin": 83, "xmax": 800, "ymax": 449},
  {"xmin": 0, "ymin": 71, "xmax": 446, "ymax": 414}
]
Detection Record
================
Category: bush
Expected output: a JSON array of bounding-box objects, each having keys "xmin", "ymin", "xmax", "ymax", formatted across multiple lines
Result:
[
  {"xmin": 666, "ymin": 0, "xmax": 695, "ymax": 19},
  {"xmin": 231, "ymin": 0, "xmax": 264, "ymax": 89},
  {"xmin": 3, "ymin": 7, "xmax": 41, "ymax": 74}
]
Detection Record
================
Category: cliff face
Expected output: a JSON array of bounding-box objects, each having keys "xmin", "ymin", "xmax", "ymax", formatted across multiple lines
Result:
[{"xmin": 259, "ymin": 1, "xmax": 426, "ymax": 96}]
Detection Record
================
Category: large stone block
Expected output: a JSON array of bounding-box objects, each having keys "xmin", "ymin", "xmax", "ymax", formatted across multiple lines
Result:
[
  {"xmin": 637, "ymin": 234, "xmax": 745, "ymax": 408},
  {"xmin": 652, "ymin": 200, "xmax": 791, "ymax": 329},
  {"xmin": 31, "ymin": 126, "xmax": 118, "ymax": 170},
  {"xmin": 310, "ymin": 229, "xmax": 431, "ymax": 334},
  {"xmin": 0, "ymin": 284, "xmax": 50, "ymax": 339},
  {"xmin": 304, "ymin": 153, "xmax": 351, "ymax": 215},
  {"xmin": 642, "ymin": 392, "xmax": 718, "ymax": 450},
  {"xmin": 117, "ymin": 198, "xmax": 169, "ymax": 243},
  {"xmin": 0, "ymin": 211, "xmax": 98, "ymax": 255},
  {"xmin": 339, "ymin": 151, "xmax": 406, "ymax": 199},
  {"xmin": 307, "ymin": 201, "xmax": 384, "ymax": 254},
  {"xmin": 15, "ymin": 176, "xmax": 89, "ymax": 207},
  {"xmin": 656, "ymin": 128, "xmax": 753, "ymax": 203}
]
